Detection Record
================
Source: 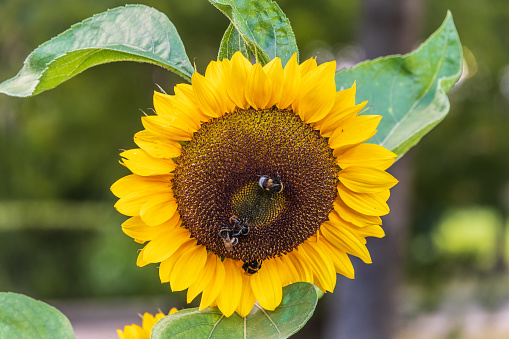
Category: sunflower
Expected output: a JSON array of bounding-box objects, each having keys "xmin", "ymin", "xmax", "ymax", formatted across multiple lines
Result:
[
  {"xmin": 117, "ymin": 308, "xmax": 178, "ymax": 339},
  {"xmin": 112, "ymin": 52, "xmax": 398, "ymax": 317}
]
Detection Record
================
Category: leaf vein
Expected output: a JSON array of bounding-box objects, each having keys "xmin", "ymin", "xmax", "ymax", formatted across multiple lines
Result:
[
  {"xmin": 244, "ymin": 315, "xmax": 247, "ymax": 339},
  {"xmin": 207, "ymin": 314, "xmax": 224, "ymax": 339},
  {"xmin": 255, "ymin": 303, "xmax": 281, "ymax": 338},
  {"xmin": 388, "ymin": 65, "xmax": 403, "ymax": 124}
]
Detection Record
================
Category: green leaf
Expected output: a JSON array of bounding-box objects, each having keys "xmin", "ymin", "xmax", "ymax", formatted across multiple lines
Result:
[
  {"xmin": 211, "ymin": 0, "xmax": 298, "ymax": 66},
  {"xmin": 335, "ymin": 11, "xmax": 462, "ymax": 158},
  {"xmin": 151, "ymin": 282, "xmax": 318, "ymax": 339},
  {"xmin": 218, "ymin": 24, "xmax": 250, "ymax": 61},
  {"xmin": 0, "ymin": 292, "xmax": 75, "ymax": 339},
  {"xmin": 0, "ymin": 4, "xmax": 193, "ymax": 97}
]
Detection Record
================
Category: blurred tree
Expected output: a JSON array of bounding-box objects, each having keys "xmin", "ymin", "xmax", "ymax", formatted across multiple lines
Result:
[
  {"xmin": 409, "ymin": 0, "xmax": 509, "ymax": 284},
  {"xmin": 325, "ymin": 0, "xmax": 422, "ymax": 338}
]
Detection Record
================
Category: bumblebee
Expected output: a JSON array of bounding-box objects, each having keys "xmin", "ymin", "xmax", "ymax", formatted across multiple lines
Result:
[
  {"xmin": 242, "ymin": 260, "xmax": 262, "ymax": 275},
  {"xmin": 258, "ymin": 175, "xmax": 283, "ymax": 193},
  {"xmin": 219, "ymin": 225, "xmax": 238, "ymax": 251},
  {"xmin": 230, "ymin": 215, "xmax": 251, "ymax": 237}
]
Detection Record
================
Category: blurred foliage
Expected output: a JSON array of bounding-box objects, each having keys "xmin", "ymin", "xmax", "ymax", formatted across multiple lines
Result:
[
  {"xmin": 408, "ymin": 0, "xmax": 509, "ymax": 290},
  {"xmin": 433, "ymin": 208, "xmax": 501, "ymax": 269},
  {"xmin": 0, "ymin": 201, "xmax": 171, "ymax": 298},
  {"xmin": 0, "ymin": 0, "xmax": 508, "ymax": 309}
]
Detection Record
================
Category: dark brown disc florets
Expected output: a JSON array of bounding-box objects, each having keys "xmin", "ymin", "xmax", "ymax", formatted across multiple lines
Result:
[{"xmin": 172, "ymin": 108, "xmax": 338, "ymax": 262}]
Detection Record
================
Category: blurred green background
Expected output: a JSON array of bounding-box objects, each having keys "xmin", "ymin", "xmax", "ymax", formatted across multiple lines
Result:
[{"xmin": 0, "ymin": 0, "xmax": 508, "ymax": 338}]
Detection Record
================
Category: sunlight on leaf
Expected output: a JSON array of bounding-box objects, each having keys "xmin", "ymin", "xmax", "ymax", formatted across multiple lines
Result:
[
  {"xmin": 0, "ymin": 293, "xmax": 75, "ymax": 339},
  {"xmin": 0, "ymin": 5, "xmax": 193, "ymax": 97},
  {"xmin": 335, "ymin": 12, "xmax": 462, "ymax": 158}
]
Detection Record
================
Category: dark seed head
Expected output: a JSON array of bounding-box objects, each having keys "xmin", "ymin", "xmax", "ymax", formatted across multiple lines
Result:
[{"xmin": 172, "ymin": 108, "xmax": 338, "ymax": 262}]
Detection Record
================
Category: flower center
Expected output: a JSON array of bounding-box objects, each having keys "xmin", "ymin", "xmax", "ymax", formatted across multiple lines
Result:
[
  {"xmin": 172, "ymin": 108, "xmax": 338, "ymax": 262},
  {"xmin": 231, "ymin": 180, "xmax": 286, "ymax": 230}
]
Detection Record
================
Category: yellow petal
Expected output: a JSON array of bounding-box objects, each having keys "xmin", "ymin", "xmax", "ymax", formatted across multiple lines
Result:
[
  {"xmin": 226, "ymin": 51, "xmax": 252, "ymax": 109},
  {"xmin": 159, "ymin": 257, "xmax": 175, "ymax": 284},
  {"xmin": 187, "ymin": 252, "xmax": 217, "ymax": 303},
  {"xmin": 120, "ymin": 149, "xmax": 175, "ymax": 176},
  {"xmin": 327, "ymin": 209, "xmax": 382, "ymax": 240},
  {"xmin": 287, "ymin": 251, "xmax": 312, "ymax": 282},
  {"xmin": 114, "ymin": 187, "xmax": 171, "ymax": 217},
  {"xmin": 140, "ymin": 193, "xmax": 178, "ymax": 226},
  {"xmin": 348, "ymin": 224, "xmax": 385, "ymax": 238},
  {"xmin": 216, "ymin": 259, "xmax": 243, "ymax": 317},
  {"xmin": 321, "ymin": 221, "xmax": 372, "ymax": 263},
  {"xmin": 291, "ymin": 247, "xmax": 317, "ymax": 284},
  {"xmin": 317, "ymin": 101, "xmax": 367, "ymax": 137},
  {"xmin": 337, "ymin": 183, "xmax": 390, "ymax": 216},
  {"xmin": 111, "ymin": 174, "xmax": 172, "ymax": 198},
  {"xmin": 137, "ymin": 247, "xmax": 150, "ymax": 267},
  {"xmin": 263, "ymin": 57, "xmax": 284, "ymax": 107},
  {"xmin": 159, "ymin": 239, "xmax": 196, "ymax": 283},
  {"xmin": 191, "ymin": 72, "xmax": 225, "ymax": 118},
  {"xmin": 327, "ymin": 209, "xmax": 345, "ymax": 225},
  {"xmin": 338, "ymin": 166, "xmax": 398, "ymax": 193},
  {"xmin": 300, "ymin": 242, "xmax": 336, "ymax": 292},
  {"xmin": 314, "ymin": 81, "xmax": 362, "ymax": 134},
  {"xmin": 332, "ymin": 198, "xmax": 381, "ymax": 227},
  {"xmin": 122, "ymin": 215, "xmax": 180, "ymax": 242},
  {"xmin": 117, "ymin": 324, "xmax": 144, "ymax": 339},
  {"xmin": 277, "ymin": 53, "xmax": 301, "ymax": 109},
  {"xmin": 329, "ymin": 115, "xmax": 382, "ymax": 156},
  {"xmin": 319, "ymin": 237, "xmax": 355, "ymax": 279},
  {"xmin": 337, "ymin": 143, "xmax": 397, "ymax": 170},
  {"xmin": 141, "ymin": 313, "xmax": 159, "ymax": 334},
  {"xmin": 272, "ymin": 257, "xmax": 288, "ymax": 286},
  {"xmin": 336, "ymin": 81, "xmax": 356, "ymax": 107},
  {"xmin": 142, "ymin": 227, "xmax": 190, "ymax": 263},
  {"xmin": 205, "ymin": 60, "xmax": 236, "ymax": 113},
  {"xmin": 294, "ymin": 61, "xmax": 337, "ymax": 123},
  {"xmin": 278, "ymin": 255, "xmax": 301, "ymax": 285},
  {"xmin": 245, "ymin": 63, "xmax": 271, "ymax": 110},
  {"xmin": 205, "ymin": 60, "xmax": 226, "ymax": 87},
  {"xmin": 250, "ymin": 259, "xmax": 282, "ymax": 311},
  {"xmin": 141, "ymin": 115, "xmax": 196, "ymax": 141},
  {"xmin": 174, "ymin": 83, "xmax": 210, "ymax": 122},
  {"xmin": 153, "ymin": 91, "xmax": 201, "ymax": 130},
  {"xmin": 134, "ymin": 130, "xmax": 182, "ymax": 159},
  {"xmin": 299, "ymin": 57, "xmax": 317, "ymax": 75},
  {"xmin": 170, "ymin": 243, "xmax": 208, "ymax": 291},
  {"xmin": 199, "ymin": 256, "xmax": 226, "ymax": 310},
  {"xmin": 236, "ymin": 274, "xmax": 256, "ymax": 317}
]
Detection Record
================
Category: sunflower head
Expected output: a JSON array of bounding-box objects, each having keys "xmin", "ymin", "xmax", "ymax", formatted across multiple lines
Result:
[
  {"xmin": 172, "ymin": 106, "xmax": 339, "ymax": 263},
  {"xmin": 117, "ymin": 308, "xmax": 177, "ymax": 339},
  {"xmin": 112, "ymin": 52, "xmax": 398, "ymax": 317}
]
